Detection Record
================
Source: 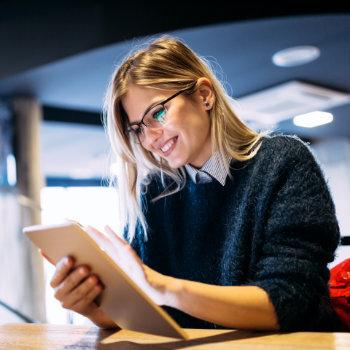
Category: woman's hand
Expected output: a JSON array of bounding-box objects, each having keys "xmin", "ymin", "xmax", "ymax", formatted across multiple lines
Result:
[
  {"xmin": 47, "ymin": 256, "xmax": 117, "ymax": 328},
  {"xmin": 49, "ymin": 256, "xmax": 103, "ymax": 317},
  {"xmin": 86, "ymin": 225, "xmax": 171, "ymax": 306},
  {"xmin": 47, "ymin": 224, "xmax": 172, "ymax": 327}
]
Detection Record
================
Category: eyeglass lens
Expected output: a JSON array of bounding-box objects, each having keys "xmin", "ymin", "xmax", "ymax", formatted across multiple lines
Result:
[{"xmin": 131, "ymin": 105, "xmax": 168, "ymax": 143}]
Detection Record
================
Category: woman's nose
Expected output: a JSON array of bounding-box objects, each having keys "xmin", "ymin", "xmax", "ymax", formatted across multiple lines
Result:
[{"xmin": 142, "ymin": 127, "xmax": 163, "ymax": 148}]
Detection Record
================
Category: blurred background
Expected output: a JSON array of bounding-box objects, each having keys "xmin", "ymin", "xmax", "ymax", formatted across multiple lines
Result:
[{"xmin": 0, "ymin": 0, "xmax": 349, "ymax": 326}]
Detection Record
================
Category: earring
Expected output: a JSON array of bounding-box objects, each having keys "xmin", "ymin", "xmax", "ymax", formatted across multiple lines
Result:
[{"xmin": 205, "ymin": 102, "xmax": 210, "ymax": 107}]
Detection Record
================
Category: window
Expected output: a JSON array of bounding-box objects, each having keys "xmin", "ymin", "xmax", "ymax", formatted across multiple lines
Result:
[{"xmin": 40, "ymin": 185, "xmax": 118, "ymax": 325}]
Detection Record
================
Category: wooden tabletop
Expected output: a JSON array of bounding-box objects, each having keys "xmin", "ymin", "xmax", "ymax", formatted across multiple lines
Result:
[{"xmin": 0, "ymin": 323, "xmax": 350, "ymax": 349}]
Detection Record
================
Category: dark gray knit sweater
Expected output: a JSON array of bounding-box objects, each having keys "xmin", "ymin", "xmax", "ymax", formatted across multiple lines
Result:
[{"xmin": 129, "ymin": 135, "xmax": 343, "ymax": 331}]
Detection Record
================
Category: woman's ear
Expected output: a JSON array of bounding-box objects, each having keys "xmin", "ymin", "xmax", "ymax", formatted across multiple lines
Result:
[{"xmin": 196, "ymin": 77, "xmax": 215, "ymax": 110}]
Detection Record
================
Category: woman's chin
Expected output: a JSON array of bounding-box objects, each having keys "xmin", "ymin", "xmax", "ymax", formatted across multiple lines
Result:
[{"xmin": 166, "ymin": 157, "xmax": 186, "ymax": 169}]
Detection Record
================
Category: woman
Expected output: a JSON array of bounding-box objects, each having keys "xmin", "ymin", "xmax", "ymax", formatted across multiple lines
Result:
[{"xmin": 49, "ymin": 36, "xmax": 343, "ymax": 331}]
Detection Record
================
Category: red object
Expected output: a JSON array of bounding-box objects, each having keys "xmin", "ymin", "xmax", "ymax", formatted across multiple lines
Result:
[{"xmin": 329, "ymin": 258, "xmax": 350, "ymax": 330}]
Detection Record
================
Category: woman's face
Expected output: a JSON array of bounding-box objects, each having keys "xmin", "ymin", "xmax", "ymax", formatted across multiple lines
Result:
[{"xmin": 121, "ymin": 79, "xmax": 214, "ymax": 169}]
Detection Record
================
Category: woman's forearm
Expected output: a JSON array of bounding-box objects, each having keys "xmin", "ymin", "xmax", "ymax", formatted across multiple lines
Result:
[{"xmin": 163, "ymin": 277, "xmax": 280, "ymax": 331}]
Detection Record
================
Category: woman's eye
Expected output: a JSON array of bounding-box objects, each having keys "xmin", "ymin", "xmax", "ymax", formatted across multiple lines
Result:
[{"xmin": 152, "ymin": 108, "xmax": 166, "ymax": 121}]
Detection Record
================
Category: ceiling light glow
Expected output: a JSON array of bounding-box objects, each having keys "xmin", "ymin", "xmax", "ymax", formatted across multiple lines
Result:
[
  {"xmin": 293, "ymin": 111, "xmax": 333, "ymax": 128},
  {"xmin": 272, "ymin": 46, "xmax": 320, "ymax": 67}
]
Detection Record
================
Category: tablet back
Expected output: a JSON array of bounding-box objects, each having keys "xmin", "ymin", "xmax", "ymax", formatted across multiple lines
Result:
[{"xmin": 24, "ymin": 222, "xmax": 187, "ymax": 339}]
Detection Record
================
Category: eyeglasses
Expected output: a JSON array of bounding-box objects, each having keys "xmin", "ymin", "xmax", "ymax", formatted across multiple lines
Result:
[{"xmin": 127, "ymin": 85, "xmax": 194, "ymax": 144}]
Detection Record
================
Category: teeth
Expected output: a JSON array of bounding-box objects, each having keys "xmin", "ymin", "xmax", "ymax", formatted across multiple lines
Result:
[{"xmin": 161, "ymin": 138, "xmax": 175, "ymax": 153}]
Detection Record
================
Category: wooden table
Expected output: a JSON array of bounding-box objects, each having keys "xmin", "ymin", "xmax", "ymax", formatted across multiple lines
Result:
[{"xmin": 0, "ymin": 323, "xmax": 349, "ymax": 349}]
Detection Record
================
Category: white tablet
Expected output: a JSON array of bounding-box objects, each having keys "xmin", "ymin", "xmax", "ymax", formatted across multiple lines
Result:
[{"xmin": 23, "ymin": 222, "xmax": 187, "ymax": 339}]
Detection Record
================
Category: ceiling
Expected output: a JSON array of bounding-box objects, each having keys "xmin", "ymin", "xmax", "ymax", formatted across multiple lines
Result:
[{"xmin": 0, "ymin": 2, "xmax": 349, "ymax": 180}]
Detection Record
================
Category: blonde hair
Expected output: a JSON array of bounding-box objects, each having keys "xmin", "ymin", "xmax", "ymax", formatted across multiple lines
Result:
[{"xmin": 103, "ymin": 35, "xmax": 265, "ymax": 242}]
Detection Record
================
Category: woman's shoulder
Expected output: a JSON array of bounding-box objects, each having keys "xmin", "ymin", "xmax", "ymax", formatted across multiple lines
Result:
[
  {"xmin": 243, "ymin": 133, "xmax": 322, "ymax": 178},
  {"xmin": 260, "ymin": 133, "xmax": 310, "ymax": 150},
  {"xmin": 258, "ymin": 133, "xmax": 314, "ymax": 162}
]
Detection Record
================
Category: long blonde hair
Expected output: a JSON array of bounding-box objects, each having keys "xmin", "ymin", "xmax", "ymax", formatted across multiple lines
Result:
[{"xmin": 103, "ymin": 35, "xmax": 265, "ymax": 242}]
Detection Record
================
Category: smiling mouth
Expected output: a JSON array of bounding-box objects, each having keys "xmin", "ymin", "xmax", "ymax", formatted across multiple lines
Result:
[{"xmin": 160, "ymin": 137, "xmax": 178, "ymax": 154}]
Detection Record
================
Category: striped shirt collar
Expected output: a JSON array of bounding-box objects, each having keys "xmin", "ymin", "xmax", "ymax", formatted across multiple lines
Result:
[{"xmin": 184, "ymin": 152, "xmax": 231, "ymax": 186}]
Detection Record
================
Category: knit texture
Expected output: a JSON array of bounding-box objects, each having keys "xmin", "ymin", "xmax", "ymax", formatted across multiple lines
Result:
[{"xmin": 129, "ymin": 135, "xmax": 343, "ymax": 331}]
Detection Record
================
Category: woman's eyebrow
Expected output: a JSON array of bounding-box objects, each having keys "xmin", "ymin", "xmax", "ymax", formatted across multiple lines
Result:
[
  {"xmin": 128, "ymin": 101, "xmax": 161, "ymax": 126},
  {"xmin": 128, "ymin": 94, "xmax": 169, "ymax": 125},
  {"xmin": 139, "ymin": 100, "xmax": 164, "ymax": 121}
]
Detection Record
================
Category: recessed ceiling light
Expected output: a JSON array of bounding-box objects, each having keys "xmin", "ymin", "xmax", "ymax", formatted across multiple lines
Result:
[
  {"xmin": 238, "ymin": 80, "xmax": 350, "ymax": 126},
  {"xmin": 272, "ymin": 46, "xmax": 320, "ymax": 67},
  {"xmin": 293, "ymin": 111, "xmax": 333, "ymax": 128}
]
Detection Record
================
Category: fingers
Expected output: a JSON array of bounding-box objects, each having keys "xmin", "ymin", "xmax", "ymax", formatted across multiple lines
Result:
[
  {"xmin": 104, "ymin": 225, "xmax": 130, "ymax": 255},
  {"xmin": 86, "ymin": 225, "xmax": 125, "ymax": 262},
  {"xmin": 85, "ymin": 225, "xmax": 104, "ymax": 238},
  {"xmin": 105, "ymin": 225, "xmax": 127, "ymax": 246},
  {"xmin": 85, "ymin": 225, "xmax": 143, "ymax": 279},
  {"xmin": 71, "ymin": 285, "xmax": 102, "ymax": 315},
  {"xmin": 49, "ymin": 257, "xmax": 104, "ymax": 316},
  {"xmin": 59, "ymin": 274, "xmax": 102, "ymax": 312},
  {"xmin": 86, "ymin": 225, "xmax": 125, "ymax": 251},
  {"xmin": 53, "ymin": 265, "xmax": 90, "ymax": 300},
  {"xmin": 85, "ymin": 226, "xmax": 113, "ymax": 249},
  {"xmin": 50, "ymin": 256, "xmax": 75, "ymax": 288}
]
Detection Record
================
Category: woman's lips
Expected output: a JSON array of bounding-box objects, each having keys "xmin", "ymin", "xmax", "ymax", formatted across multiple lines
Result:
[{"xmin": 160, "ymin": 136, "xmax": 178, "ymax": 156}]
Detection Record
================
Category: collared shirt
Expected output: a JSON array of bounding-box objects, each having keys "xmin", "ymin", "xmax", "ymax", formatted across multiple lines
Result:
[{"xmin": 184, "ymin": 152, "xmax": 231, "ymax": 186}]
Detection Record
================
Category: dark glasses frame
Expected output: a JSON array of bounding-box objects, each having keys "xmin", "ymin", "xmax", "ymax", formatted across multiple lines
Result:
[{"xmin": 126, "ymin": 83, "xmax": 197, "ymax": 141}]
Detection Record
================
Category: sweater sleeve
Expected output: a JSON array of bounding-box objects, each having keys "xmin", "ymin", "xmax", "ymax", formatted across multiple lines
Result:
[{"xmin": 250, "ymin": 136, "xmax": 342, "ymax": 331}]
